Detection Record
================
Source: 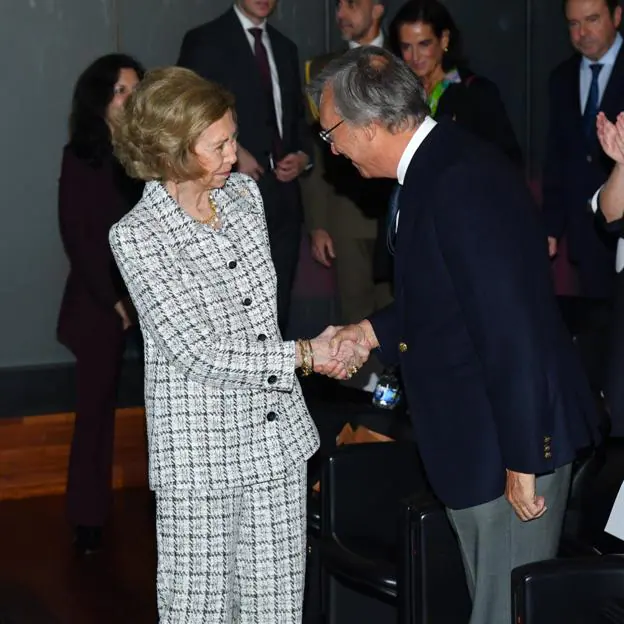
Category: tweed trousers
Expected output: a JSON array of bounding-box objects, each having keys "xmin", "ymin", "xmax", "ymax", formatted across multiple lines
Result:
[{"xmin": 155, "ymin": 464, "xmax": 307, "ymax": 623}]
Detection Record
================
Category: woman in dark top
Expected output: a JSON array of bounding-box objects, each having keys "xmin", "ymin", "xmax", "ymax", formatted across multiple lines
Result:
[
  {"xmin": 57, "ymin": 53, "xmax": 145, "ymax": 555},
  {"xmin": 389, "ymin": 0, "xmax": 523, "ymax": 167}
]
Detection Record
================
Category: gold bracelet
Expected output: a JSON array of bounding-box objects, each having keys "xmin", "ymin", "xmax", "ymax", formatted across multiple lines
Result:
[
  {"xmin": 303, "ymin": 339, "xmax": 313, "ymax": 376},
  {"xmin": 306, "ymin": 339, "xmax": 315, "ymax": 373},
  {"xmin": 298, "ymin": 339, "xmax": 313, "ymax": 377}
]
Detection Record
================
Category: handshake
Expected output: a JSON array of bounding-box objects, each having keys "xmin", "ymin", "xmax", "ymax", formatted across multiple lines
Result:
[{"xmin": 297, "ymin": 320, "xmax": 380, "ymax": 380}]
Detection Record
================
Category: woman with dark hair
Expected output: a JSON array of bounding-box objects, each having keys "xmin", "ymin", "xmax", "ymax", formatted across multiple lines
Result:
[
  {"xmin": 57, "ymin": 53, "xmax": 145, "ymax": 555},
  {"xmin": 389, "ymin": 0, "xmax": 523, "ymax": 166}
]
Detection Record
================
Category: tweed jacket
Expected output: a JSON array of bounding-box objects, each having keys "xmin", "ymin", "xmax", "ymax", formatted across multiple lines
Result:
[{"xmin": 109, "ymin": 173, "xmax": 320, "ymax": 493}]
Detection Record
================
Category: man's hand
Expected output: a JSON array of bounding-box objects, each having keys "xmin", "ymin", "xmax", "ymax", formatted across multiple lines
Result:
[
  {"xmin": 547, "ymin": 236, "xmax": 558, "ymax": 258},
  {"xmin": 316, "ymin": 320, "xmax": 379, "ymax": 379},
  {"xmin": 309, "ymin": 325, "xmax": 370, "ymax": 379},
  {"xmin": 237, "ymin": 145, "xmax": 264, "ymax": 181},
  {"xmin": 310, "ymin": 229, "xmax": 336, "ymax": 267},
  {"xmin": 275, "ymin": 152, "xmax": 309, "ymax": 183},
  {"xmin": 597, "ymin": 111, "xmax": 624, "ymax": 164},
  {"xmin": 330, "ymin": 320, "xmax": 379, "ymax": 355},
  {"xmin": 505, "ymin": 470, "xmax": 547, "ymax": 522}
]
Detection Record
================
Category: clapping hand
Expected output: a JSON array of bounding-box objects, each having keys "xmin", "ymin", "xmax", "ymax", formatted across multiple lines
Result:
[
  {"xmin": 309, "ymin": 325, "xmax": 371, "ymax": 380},
  {"xmin": 597, "ymin": 111, "xmax": 624, "ymax": 164}
]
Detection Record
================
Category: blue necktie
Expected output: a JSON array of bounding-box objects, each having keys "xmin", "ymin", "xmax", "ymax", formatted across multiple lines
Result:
[
  {"xmin": 386, "ymin": 183, "xmax": 402, "ymax": 255},
  {"xmin": 583, "ymin": 63, "xmax": 603, "ymax": 142}
]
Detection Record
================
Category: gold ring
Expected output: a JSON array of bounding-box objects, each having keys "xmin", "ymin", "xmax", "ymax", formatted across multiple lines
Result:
[{"xmin": 348, "ymin": 365, "xmax": 359, "ymax": 376}]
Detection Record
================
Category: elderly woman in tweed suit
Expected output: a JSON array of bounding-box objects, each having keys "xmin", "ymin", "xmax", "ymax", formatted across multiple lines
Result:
[{"xmin": 108, "ymin": 67, "xmax": 367, "ymax": 623}]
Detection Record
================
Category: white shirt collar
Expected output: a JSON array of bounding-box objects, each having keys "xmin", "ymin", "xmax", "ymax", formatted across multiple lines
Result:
[
  {"xmin": 397, "ymin": 116, "xmax": 437, "ymax": 185},
  {"xmin": 348, "ymin": 32, "xmax": 385, "ymax": 50},
  {"xmin": 581, "ymin": 32, "xmax": 622, "ymax": 69},
  {"xmin": 233, "ymin": 2, "xmax": 266, "ymax": 32}
]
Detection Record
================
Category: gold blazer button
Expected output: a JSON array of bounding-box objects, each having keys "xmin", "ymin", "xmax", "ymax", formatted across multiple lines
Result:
[{"xmin": 399, "ymin": 342, "xmax": 408, "ymax": 353}]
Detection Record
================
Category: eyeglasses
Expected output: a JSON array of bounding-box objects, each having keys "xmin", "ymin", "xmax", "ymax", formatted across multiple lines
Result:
[{"xmin": 319, "ymin": 119, "xmax": 345, "ymax": 144}]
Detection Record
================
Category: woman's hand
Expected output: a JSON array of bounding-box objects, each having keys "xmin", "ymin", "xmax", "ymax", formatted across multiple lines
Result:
[
  {"xmin": 310, "ymin": 326, "xmax": 371, "ymax": 379},
  {"xmin": 114, "ymin": 299, "xmax": 133, "ymax": 331}
]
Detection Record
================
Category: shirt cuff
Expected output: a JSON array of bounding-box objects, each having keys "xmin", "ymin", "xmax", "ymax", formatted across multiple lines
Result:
[
  {"xmin": 590, "ymin": 186, "xmax": 603, "ymax": 214},
  {"xmin": 298, "ymin": 150, "xmax": 314, "ymax": 172}
]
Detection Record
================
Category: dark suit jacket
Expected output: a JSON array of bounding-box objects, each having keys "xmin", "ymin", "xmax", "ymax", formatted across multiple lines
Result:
[
  {"xmin": 57, "ymin": 145, "xmax": 141, "ymax": 354},
  {"xmin": 595, "ymin": 196, "xmax": 624, "ymax": 435},
  {"xmin": 369, "ymin": 121, "xmax": 598, "ymax": 510},
  {"xmin": 436, "ymin": 68, "xmax": 523, "ymax": 168},
  {"xmin": 178, "ymin": 8, "xmax": 311, "ymax": 218},
  {"xmin": 542, "ymin": 49, "xmax": 624, "ymax": 299}
]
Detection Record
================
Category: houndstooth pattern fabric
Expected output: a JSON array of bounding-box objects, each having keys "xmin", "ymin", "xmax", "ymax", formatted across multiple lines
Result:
[
  {"xmin": 156, "ymin": 465, "xmax": 307, "ymax": 623},
  {"xmin": 109, "ymin": 174, "xmax": 320, "ymax": 492}
]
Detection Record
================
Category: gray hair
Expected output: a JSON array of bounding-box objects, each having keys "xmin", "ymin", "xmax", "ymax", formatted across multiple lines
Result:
[{"xmin": 308, "ymin": 46, "xmax": 429, "ymax": 133}]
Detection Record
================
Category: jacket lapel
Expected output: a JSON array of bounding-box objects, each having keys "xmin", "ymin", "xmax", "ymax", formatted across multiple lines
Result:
[
  {"xmin": 395, "ymin": 122, "xmax": 454, "ymax": 265},
  {"xmin": 223, "ymin": 9, "xmax": 265, "ymax": 94},
  {"xmin": 600, "ymin": 45, "xmax": 624, "ymax": 116},
  {"xmin": 566, "ymin": 56, "xmax": 586, "ymax": 139}
]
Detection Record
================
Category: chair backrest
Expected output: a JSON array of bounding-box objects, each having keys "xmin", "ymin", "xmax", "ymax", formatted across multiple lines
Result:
[
  {"xmin": 562, "ymin": 446, "xmax": 605, "ymax": 545},
  {"xmin": 512, "ymin": 556, "xmax": 624, "ymax": 624},
  {"xmin": 397, "ymin": 492, "xmax": 472, "ymax": 624},
  {"xmin": 321, "ymin": 442, "xmax": 427, "ymax": 545}
]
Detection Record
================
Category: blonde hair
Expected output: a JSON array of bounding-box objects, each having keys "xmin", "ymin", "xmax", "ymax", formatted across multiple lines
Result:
[{"xmin": 112, "ymin": 66, "xmax": 235, "ymax": 182}]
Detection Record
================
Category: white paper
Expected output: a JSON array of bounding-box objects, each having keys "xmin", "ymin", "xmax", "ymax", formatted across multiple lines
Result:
[{"xmin": 605, "ymin": 480, "xmax": 624, "ymax": 540}]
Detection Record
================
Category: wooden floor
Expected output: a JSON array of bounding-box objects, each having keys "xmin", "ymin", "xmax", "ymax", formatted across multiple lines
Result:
[
  {"xmin": 0, "ymin": 488, "xmax": 157, "ymax": 623},
  {"xmin": 0, "ymin": 408, "xmax": 148, "ymax": 501}
]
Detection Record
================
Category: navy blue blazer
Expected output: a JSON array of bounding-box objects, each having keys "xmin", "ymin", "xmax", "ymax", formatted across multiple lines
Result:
[
  {"xmin": 369, "ymin": 121, "xmax": 598, "ymax": 510},
  {"xmin": 542, "ymin": 49, "xmax": 624, "ymax": 299}
]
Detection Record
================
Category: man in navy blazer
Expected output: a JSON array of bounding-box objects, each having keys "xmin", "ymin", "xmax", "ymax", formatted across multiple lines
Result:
[
  {"xmin": 543, "ymin": 0, "xmax": 624, "ymax": 395},
  {"xmin": 312, "ymin": 48, "xmax": 599, "ymax": 624}
]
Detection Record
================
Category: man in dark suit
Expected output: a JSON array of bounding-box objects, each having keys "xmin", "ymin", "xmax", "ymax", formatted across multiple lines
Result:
[
  {"xmin": 178, "ymin": 0, "xmax": 312, "ymax": 334},
  {"xmin": 302, "ymin": 0, "xmax": 393, "ymax": 389},
  {"xmin": 313, "ymin": 48, "xmax": 599, "ymax": 623},
  {"xmin": 543, "ymin": 0, "xmax": 624, "ymax": 395}
]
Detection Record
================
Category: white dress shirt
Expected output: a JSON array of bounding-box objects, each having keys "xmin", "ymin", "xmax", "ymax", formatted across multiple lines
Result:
[
  {"xmin": 234, "ymin": 3, "xmax": 283, "ymax": 137},
  {"xmin": 348, "ymin": 32, "xmax": 385, "ymax": 50},
  {"xmin": 393, "ymin": 116, "xmax": 438, "ymax": 231},
  {"xmin": 579, "ymin": 33, "xmax": 623, "ymax": 113},
  {"xmin": 591, "ymin": 186, "xmax": 624, "ymax": 273}
]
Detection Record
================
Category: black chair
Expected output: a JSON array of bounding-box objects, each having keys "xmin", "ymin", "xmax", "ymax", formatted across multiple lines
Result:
[
  {"xmin": 397, "ymin": 491, "xmax": 472, "ymax": 624},
  {"xmin": 512, "ymin": 556, "xmax": 624, "ymax": 624},
  {"xmin": 559, "ymin": 446, "xmax": 607, "ymax": 557},
  {"xmin": 510, "ymin": 436, "xmax": 624, "ymax": 624},
  {"xmin": 320, "ymin": 442, "xmax": 470, "ymax": 624},
  {"xmin": 303, "ymin": 398, "xmax": 413, "ymax": 623},
  {"xmin": 303, "ymin": 487, "xmax": 322, "ymax": 624}
]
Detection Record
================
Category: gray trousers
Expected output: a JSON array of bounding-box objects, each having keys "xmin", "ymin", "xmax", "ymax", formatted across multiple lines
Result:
[{"xmin": 447, "ymin": 463, "xmax": 572, "ymax": 624}]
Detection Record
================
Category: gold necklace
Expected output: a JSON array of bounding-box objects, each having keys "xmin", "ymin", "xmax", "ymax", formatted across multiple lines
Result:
[{"xmin": 196, "ymin": 193, "xmax": 220, "ymax": 229}]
